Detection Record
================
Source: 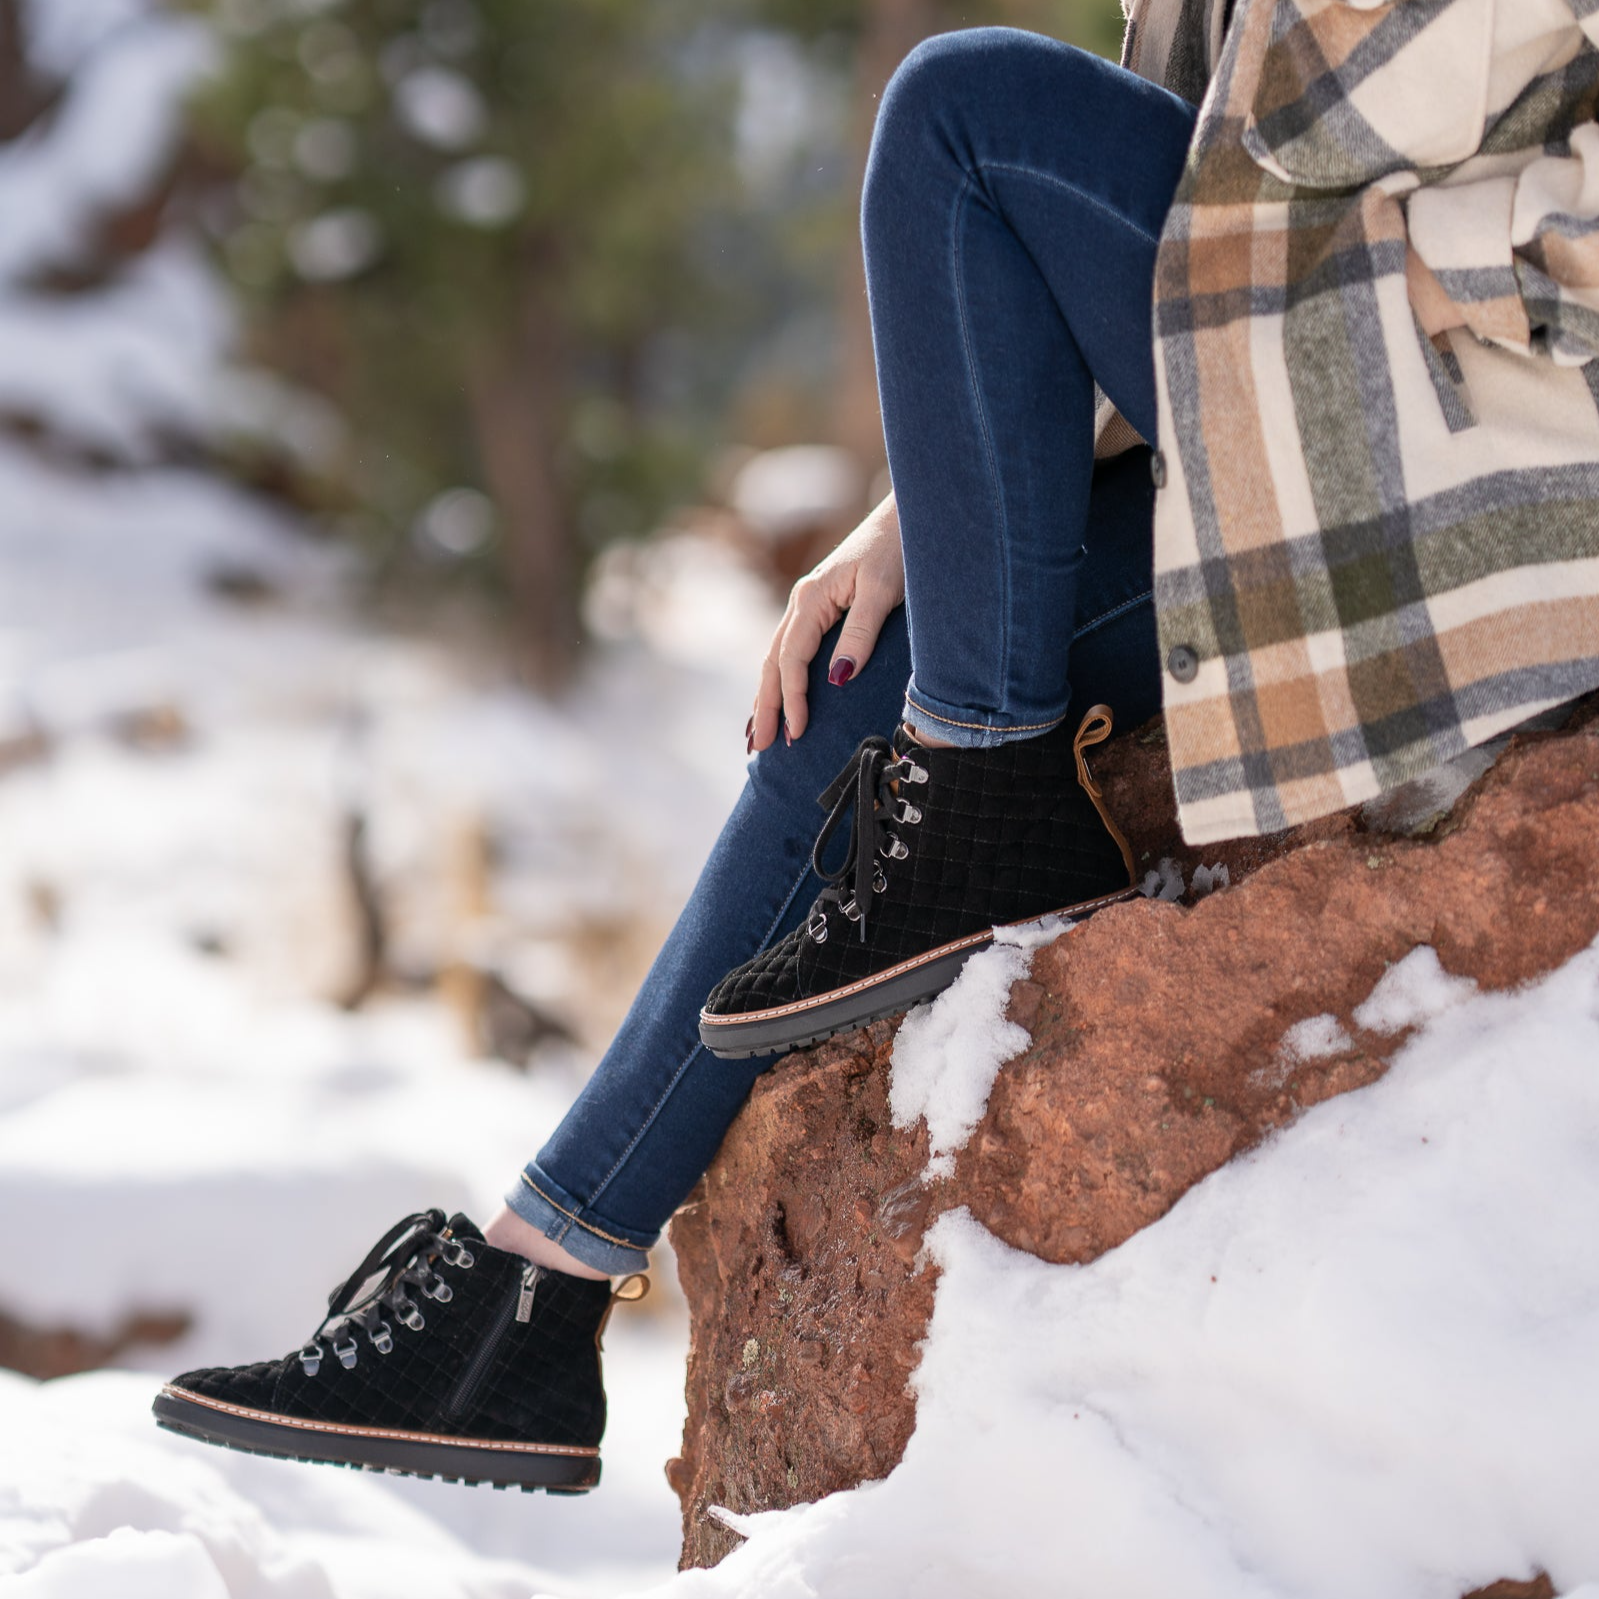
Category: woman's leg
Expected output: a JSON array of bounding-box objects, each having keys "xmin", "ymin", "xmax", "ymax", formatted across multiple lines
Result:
[
  {"xmin": 155, "ymin": 459, "xmax": 1162, "ymax": 1487},
  {"xmin": 699, "ymin": 30, "xmax": 1191, "ymax": 1059},
  {"xmin": 501, "ymin": 617, "xmax": 911, "ymax": 1276},
  {"xmin": 863, "ymin": 28, "xmax": 1196, "ymax": 746}
]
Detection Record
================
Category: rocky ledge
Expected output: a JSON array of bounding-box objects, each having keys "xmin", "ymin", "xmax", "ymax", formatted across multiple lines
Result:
[{"xmin": 666, "ymin": 699, "xmax": 1599, "ymax": 1570}]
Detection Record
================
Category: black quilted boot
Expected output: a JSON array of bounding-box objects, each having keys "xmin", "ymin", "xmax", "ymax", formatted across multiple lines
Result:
[
  {"xmin": 152, "ymin": 1210, "xmax": 640, "ymax": 1493},
  {"xmin": 699, "ymin": 704, "xmax": 1136, "ymax": 1059}
]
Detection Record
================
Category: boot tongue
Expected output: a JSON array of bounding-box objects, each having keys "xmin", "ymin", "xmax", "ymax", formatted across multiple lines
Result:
[{"xmin": 443, "ymin": 1212, "xmax": 485, "ymax": 1243}]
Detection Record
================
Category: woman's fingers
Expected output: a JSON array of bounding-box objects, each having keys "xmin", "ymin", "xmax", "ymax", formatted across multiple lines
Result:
[
  {"xmin": 829, "ymin": 572, "xmax": 899, "ymax": 684},
  {"xmin": 776, "ymin": 595, "xmax": 829, "ymax": 741},
  {"xmin": 751, "ymin": 645, "xmax": 785, "ymax": 751}
]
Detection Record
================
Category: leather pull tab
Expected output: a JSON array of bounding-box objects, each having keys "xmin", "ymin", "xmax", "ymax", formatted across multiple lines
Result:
[
  {"xmin": 596, "ymin": 1272, "xmax": 650, "ymax": 1350},
  {"xmin": 1072, "ymin": 703, "xmax": 1115, "ymax": 797},
  {"xmin": 1071, "ymin": 704, "xmax": 1136, "ymax": 886}
]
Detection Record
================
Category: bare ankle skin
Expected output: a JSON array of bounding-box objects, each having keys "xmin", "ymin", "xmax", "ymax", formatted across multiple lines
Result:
[
  {"xmin": 482, "ymin": 1204, "xmax": 613, "ymax": 1282},
  {"xmin": 906, "ymin": 722, "xmax": 959, "ymax": 750}
]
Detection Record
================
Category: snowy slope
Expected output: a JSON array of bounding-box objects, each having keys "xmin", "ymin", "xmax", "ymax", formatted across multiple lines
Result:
[{"xmin": 623, "ymin": 941, "xmax": 1599, "ymax": 1599}]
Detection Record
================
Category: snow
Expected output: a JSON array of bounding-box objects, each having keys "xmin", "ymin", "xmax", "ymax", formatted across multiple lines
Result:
[
  {"xmin": 0, "ymin": 6, "xmax": 767, "ymax": 1582},
  {"xmin": 622, "ymin": 936, "xmax": 1599, "ymax": 1599},
  {"xmin": 1277, "ymin": 1012, "xmax": 1353, "ymax": 1064},
  {"xmin": 0, "ymin": 11, "xmax": 211, "ymax": 283},
  {"xmin": 888, "ymin": 916, "xmax": 1067, "ymax": 1180},
  {"xmin": 1355, "ymin": 945, "xmax": 1482, "ymax": 1036},
  {"xmin": 0, "ymin": 424, "xmax": 760, "ymax": 1591},
  {"xmin": 1, "ymin": 1361, "xmax": 679, "ymax": 1599}
]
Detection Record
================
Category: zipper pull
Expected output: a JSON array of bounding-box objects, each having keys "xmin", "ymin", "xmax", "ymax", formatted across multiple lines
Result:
[{"xmin": 516, "ymin": 1264, "xmax": 540, "ymax": 1323}]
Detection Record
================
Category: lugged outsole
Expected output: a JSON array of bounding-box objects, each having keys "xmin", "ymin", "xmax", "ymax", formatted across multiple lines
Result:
[
  {"xmin": 700, "ymin": 889, "xmax": 1135, "ymax": 1060},
  {"xmin": 153, "ymin": 1388, "xmax": 600, "ymax": 1494}
]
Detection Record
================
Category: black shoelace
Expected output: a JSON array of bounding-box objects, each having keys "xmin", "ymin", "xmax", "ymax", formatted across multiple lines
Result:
[
  {"xmin": 298, "ymin": 1209, "xmax": 474, "ymax": 1376},
  {"xmin": 808, "ymin": 736, "xmax": 928, "ymax": 942}
]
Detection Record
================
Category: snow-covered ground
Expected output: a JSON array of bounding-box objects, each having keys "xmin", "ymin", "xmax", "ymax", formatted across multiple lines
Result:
[{"xmin": 0, "ymin": 435, "xmax": 773, "ymax": 1597}]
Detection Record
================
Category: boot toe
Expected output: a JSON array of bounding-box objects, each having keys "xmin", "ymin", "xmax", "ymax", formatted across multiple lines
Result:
[
  {"xmin": 166, "ymin": 1358, "xmax": 285, "ymax": 1409},
  {"xmin": 703, "ymin": 926, "xmax": 806, "ymax": 1018}
]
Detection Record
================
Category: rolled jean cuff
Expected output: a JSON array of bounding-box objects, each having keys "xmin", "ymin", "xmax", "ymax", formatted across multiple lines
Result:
[
  {"xmin": 902, "ymin": 679, "xmax": 1070, "ymax": 750},
  {"xmin": 506, "ymin": 1166, "xmax": 654, "ymax": 1278}
]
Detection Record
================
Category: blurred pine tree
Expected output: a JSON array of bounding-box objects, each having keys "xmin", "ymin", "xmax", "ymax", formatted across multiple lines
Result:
[{"xmin": 193, "ymin": 0, "xmax": 1120, "ymax": 684}]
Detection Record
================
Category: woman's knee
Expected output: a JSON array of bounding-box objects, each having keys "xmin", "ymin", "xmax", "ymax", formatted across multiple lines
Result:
[
  {"xmin": 874, "ymin": 27, "xmax": 1070, "ymax": 148},
  {"xmin": 864, "ymin": 26, "xmax": 1088, "ymax": 216}
]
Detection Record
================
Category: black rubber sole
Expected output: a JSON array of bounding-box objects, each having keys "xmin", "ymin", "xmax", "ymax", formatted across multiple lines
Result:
[
  {"xmin": 153, "ymin": 1386, "xmax": 601, "ymax": 1494},
  {"xmin": 698, "ymin": 889, "xmax": 1134, "ymax": 1060}
]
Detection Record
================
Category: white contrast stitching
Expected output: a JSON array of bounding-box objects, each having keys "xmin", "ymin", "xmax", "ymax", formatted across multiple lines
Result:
[{"xmin": 162, "ymin": 1386, "xmax": 599, "ymax": 1457}]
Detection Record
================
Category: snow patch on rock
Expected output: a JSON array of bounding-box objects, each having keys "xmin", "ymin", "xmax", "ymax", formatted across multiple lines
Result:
[
  {"xmin": 888, "ymin": 917, "xmax": 1067, "ymax": 1180},
  {"xmin": 1355, "ymin": 945, "xmax": 1480, "ymax": 1035}
]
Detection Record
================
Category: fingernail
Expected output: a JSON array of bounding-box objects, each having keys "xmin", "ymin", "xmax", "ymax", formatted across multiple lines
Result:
[
  {"xmin": 745, "ymin": 716, "xmax": 753, "ymax": 742},
  {"xmin": 828, "ymin": 657, "xmax": 856, "ymax": 687},
  {"xmin": 746, "ymin": 734, "xmax": 754, "ymax": 755},
  {"xmin": 785, "ymin": 727, "xmax": 793, "ymax": 747}
]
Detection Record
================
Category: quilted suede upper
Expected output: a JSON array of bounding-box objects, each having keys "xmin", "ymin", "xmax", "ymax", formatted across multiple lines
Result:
[
  {"xmin": 704, "ymin": 718, "xmax": 1132, "ymax": 1018},
  {"xmin": 171, "ymin": 1214, "xmax": 612, "ymax": 1449}
]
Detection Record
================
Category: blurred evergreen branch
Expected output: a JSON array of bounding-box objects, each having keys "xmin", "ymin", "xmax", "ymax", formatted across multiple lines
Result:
[{"xmin": 190, "ymin": 0, "xmax": 1120, "ymax": 684}]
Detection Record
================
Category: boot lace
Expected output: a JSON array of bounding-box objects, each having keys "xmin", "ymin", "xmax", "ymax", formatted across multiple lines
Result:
[
  {"xmin": 297, "ymin": 1208, "xmax": 475, "ymax": 1376},
  {"xmin": 807, "ymin": 735, "xmax": 929, "ymax": 944}
]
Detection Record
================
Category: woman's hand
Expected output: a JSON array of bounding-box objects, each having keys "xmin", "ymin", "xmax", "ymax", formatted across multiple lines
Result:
[{"xmin": 750, "ymin": 492, "xmax": 904, "ymax": 751}]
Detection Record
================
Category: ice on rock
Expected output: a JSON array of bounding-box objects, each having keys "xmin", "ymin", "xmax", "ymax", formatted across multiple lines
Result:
[{"xmin": 1141, "ymin": 857, "xmax": 1185, "ymax": 901}]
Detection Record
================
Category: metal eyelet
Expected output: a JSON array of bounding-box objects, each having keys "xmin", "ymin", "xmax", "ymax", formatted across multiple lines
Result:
[
  {"xmin": 333, "ymin": 1337, "xmax": 359, "ymax": 1370},
  {"xmin": 896, "ymin": 799, "xmax": 923, "ymax": 825},
  {"xmin": 881, "ymin": 835, "xmax": 908, "ymax": 860},
  {"xmin": 441, "ymin": 1241, "xmax": 475, "ymax": 1269},
  {"xmin": 807, "ymin": 909, "xmax": 829, "ymax": 944},
  {"xmin": 398, "ymin": 1301, "xmax": 425, "ymax": 1332},
  {"xmin": 370, "ymin": 1322, "xmax": 394, "ymax": 1354},
  {"xmin": 841, "ymin": 897, "xmax": 862, "ymax": 923},
  {"xmin": 298, "ymin": 1344, "xmax": 323, "ymax": 1377},
  {"xmin": 903, "ymin": 761, "xmax": 929, "ymax": 784},
  {"xmin": 872, "ymin": 866, "xmax": 888, "ymax": 895},
  {"xmin": 424, "ymin": 1273, "xmax": 453, "ymax": 1303}
]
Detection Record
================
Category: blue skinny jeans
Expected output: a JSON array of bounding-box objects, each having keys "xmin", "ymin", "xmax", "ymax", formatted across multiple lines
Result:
[{"xmin": 505, "ymin": 31, "xmax": 1198, "ymax": 1274}]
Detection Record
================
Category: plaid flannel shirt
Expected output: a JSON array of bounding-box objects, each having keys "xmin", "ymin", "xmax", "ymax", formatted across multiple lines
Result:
[{"xmin": 1125, "ymin": 0, "xmax": 1599, "ymax": 843}]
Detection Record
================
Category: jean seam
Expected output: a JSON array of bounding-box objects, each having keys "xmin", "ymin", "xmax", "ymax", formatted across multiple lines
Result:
[
  {"xmin": 1075, "ymin": 587, "xmax": 1153, "ymax": 638},
  {"xmin": 904, "ymin": 693, "xmax": 1067, "ymax": 734},
  {"xmin": 582, "ymin": 832, "xmax": 821, "ymax": 1209},
  {"xmin": 950, "ymin": 167, "xmax": 1014, "ymax": 720},
  {"xmin": 519, "ymin": 1172, "xmax": 648, "ymax": 1254}
]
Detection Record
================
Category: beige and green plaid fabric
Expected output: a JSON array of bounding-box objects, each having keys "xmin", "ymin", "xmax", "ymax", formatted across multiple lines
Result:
[{"xmin": 1132, "ymin": 0, "xmax": 1599, "ymax": 843}]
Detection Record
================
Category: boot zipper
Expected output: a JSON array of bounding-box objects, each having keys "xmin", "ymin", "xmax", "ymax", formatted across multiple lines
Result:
[{"xmin": 446, "ymin": 1264, "xmax": 540, "ymax": 1420}]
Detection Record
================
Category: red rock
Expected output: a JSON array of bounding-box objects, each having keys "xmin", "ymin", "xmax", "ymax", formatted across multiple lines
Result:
[{"xmin": 668, "ymin": 703, "xmax": 1599, "ymax": 1570}]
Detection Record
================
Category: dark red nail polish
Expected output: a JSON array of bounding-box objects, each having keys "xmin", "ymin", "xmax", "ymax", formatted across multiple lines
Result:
[
  {"xmin": 828, "ymin": 657, "xmax": 856, "ymax": 686},
  {"xmin": 746, "ymin": 734, "xmax": 754, "ymax": 754},
  {"xmin": 745, "ymin": 716, "xmax": 753, "ymax": 742}
]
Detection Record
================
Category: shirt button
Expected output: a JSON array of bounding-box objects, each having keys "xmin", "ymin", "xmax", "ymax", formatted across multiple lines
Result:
[
  {"xmin": 1150, "ymin": 450, "xmax": 1167, "ymax": 489},
  {"xmin": 1167, "ymin": 644, "xmax": 1199, "ymax": 683}
]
